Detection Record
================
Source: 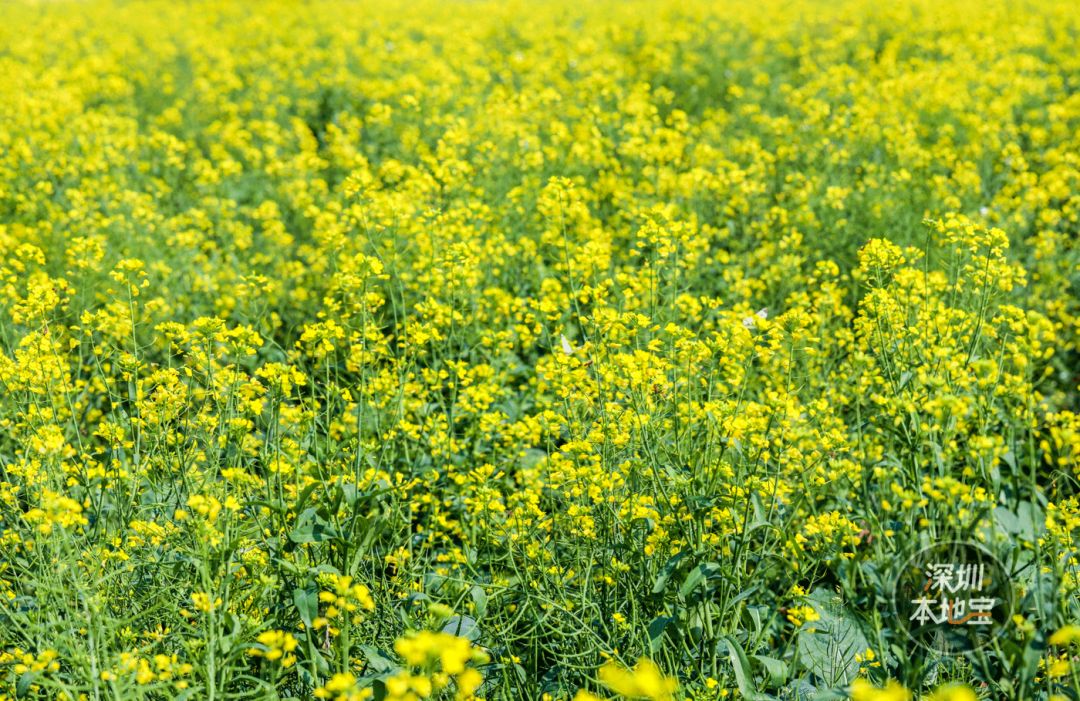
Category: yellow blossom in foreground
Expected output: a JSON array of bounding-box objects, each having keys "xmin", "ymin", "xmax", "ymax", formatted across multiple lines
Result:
[
  {"xmin": 1049, "ymin": 624, "xmax": 1080, "ymax": 646},
  {"xmin": 394, "ymin": 630, "xmax": 489, "ymax": 675},
  {"xmin": 927, "ymin": 684, "xmax": 978, "ymax": 701},
  {"xmin": 598, "ymin": 658, "xmax": 678, "ymax": 701},
  {"xmin": 850, "ymin": 679, "xmax": 911, "ymax": 701},
  {"xmin": 314, "ymin": 672, "xmax": 372, "ymax": 701}
]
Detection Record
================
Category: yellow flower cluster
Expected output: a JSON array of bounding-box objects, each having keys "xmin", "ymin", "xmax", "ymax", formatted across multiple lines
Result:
[
  {"xmin": 597, "ymin": 658, "xmax": 679, "ymax": 701},
  {"xmin": 248, "ymin": 630, "xmax": 299, "ymax": 668},
  {"xmin": 22, "ymin": 489, "xmax": 87, "ymax": 535},
  {"xmin": 313, "ymin": 631, "xmax": 489, "ymax": 701},
  {"xmin": 851, "ymin": 680, "xmax": 983, "ymax": 701},
  {"xmin": 100, "ymin": 652, "xmax": 193, "ymax": 688},
  {"xmin": 314, "ymin": 574, "xmax": 376, "ymax": 631}
]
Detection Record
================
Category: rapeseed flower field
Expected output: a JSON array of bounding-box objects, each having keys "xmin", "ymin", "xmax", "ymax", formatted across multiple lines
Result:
[{"xmin": 0, "ymin": 0, "xmax": 1078, "ymax": 698}]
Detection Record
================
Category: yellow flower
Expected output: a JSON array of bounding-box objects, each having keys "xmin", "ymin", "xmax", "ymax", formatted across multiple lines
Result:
[
  {"xmin": 13, "ymin": 649, "xmax": 60, "ymax": 675},
  {"xmin": 316, "ymin": 574, "xmax": 376, "ymax": 627},
  {"xmin": 1047, "ymin": 658, "xmax": 1071, "ymax": 678},
  {"xmin": 786, "ymin": 604, "xmax": 820, "ymax": 627},
  {"xmin": 455, "ymin": 667, "xmax": 484, "ymax": 700},
  {"xmin": 394, "ymin": 630, "xmax": 488, "ymax": 675},
  {"xmin": 574, "ymin": 693, "xmax": 605, "ymax": 701},
  {"xmin": 850, "ymin": 679, "xmax": 911, "ymax": 701},
  {"xmin": 314, "ymin": 672, "xmax": 372, "ymax": 701},
  {"xmin": 1048, "ymin": 624, "xmax": 1080, "ymax": 646},
  {"xmin": 927, "ymin": 684, "xmax": 978, "ymax": 701},
  {"xmin": 248, "ymin": 630, "xmax": 299, "ymax": 667},
  {"xmin": 598, "ymin": 657, "xmax": 678, "ymax": 701},
  {"xmin": 22, "ymin": 489, "xmax": 88, "ymax": 535},
  {"xmin": 191, "ymin": 592, "xmax": 221, "ymax": 613}
]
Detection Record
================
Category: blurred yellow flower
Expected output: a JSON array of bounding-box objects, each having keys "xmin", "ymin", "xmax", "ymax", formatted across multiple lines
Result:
[{"xmin": 598, "ymin": 658, "xmax": 678, "ymax": 701}]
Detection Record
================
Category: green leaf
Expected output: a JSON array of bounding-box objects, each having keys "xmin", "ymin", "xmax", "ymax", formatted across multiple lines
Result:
[
  {"xmin": 647, "ymin": 616, "xmax": 672, "ymax": 654},
  {"xmin": 359, "ymin": 645, "xmax": 399, "ymax": 674},
  {"xmin": 292, "ymin": 483, "xmax": 320, "ymax": 514},
  {"xmin": 1016, "ymin": 500, "xmax": 1045, "ymax": 541},
  {"xmin": 16, "ymin": 672, "xmax": 34, "ymax": 698},
  {"xmin": 752, "ymin": 655, "xmax": 788, "ymax": 687},
  {"xmin": 994, "ymin": 506, "xmax": 1021, "ymax": 535},
  {"xmin": 653, "ymin": 551, "xmax": 690, "ymax": 594},
  {"xmin": 293, "ymin": 587, "xmax": 318, "ymax": 628},
  {"xmin": 796, "ymin": 589, "xmax": 869, "ymax": 686},
  {"xmin": 721, "ymin": 634, "xmax": 761, "ymax": 700},
  {"xmin": 748, "ymin": 492, "xmax": 772, "ymax": 532},
  {"xmin": 679, "ymin": 561, "xmax": 720, "ymax": 599},
  {"xmin": 470, "ymin": 585, "xmax": 488, "ymax": 618},
  {"xmin": 289, "ymin": 509, "xmax": 339, "ymax": 543},
  {"xmin": 442, "ymin": 614, "xmax": 480, "ymax": 641},
  {"xmin": 730, "ymin": 583, "xmax": 760, "ymax": 607}
]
